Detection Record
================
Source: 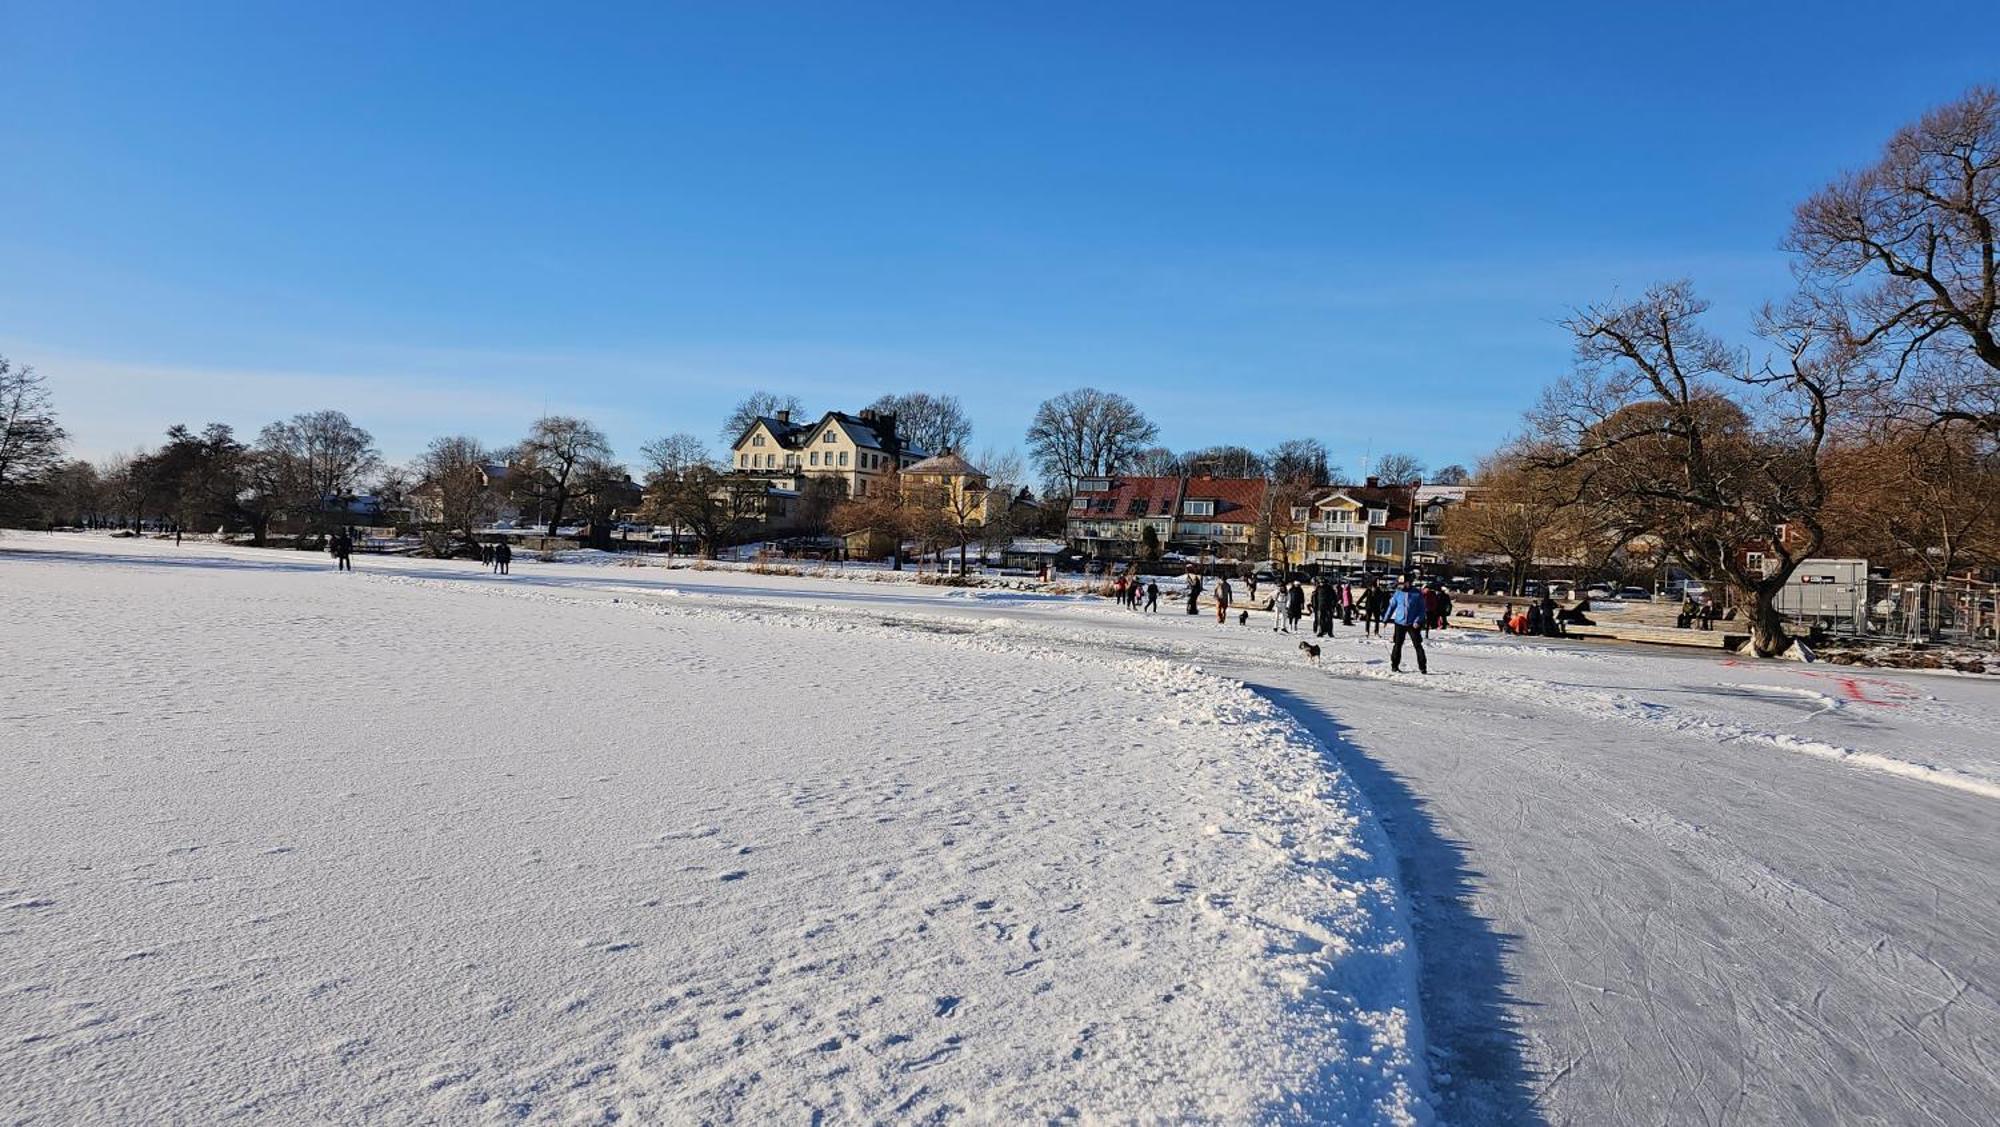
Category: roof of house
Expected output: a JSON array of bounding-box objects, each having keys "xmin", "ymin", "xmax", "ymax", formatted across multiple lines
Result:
[
  {"xmin": 735, "ymin": 409, "xmax": 931, "ymax": 460},
  {"xmin": 902, "ymin": 450, "xmax": 983, "ymax": 478},
  {"xmin": 1069, "ymin": 475, "xmax": 1185, "ymax": 520},
  {"xmin": 1177, "ymin": 475, "xmax": 1267, "ymax": 525},
  {"xmin": 1066, "ymin": 474, "xmax": 1268, "ymax": 525},
  {"xmin": 812, "ymin": 411, "xmax": 929, "ymax": 458},
  {"xmin": 1314, "ymin": 481, "xmax": 1416, "ymax": 532}
]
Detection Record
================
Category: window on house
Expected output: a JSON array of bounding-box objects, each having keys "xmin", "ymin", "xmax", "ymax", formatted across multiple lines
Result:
[
  {"xmin": 1290, "ymin": 507, "xmax": 1308, "ymax": 522},
  {"xmin": 857, "ymin": 478, "xmax": 867, "ymax": 496},
  {"xmin": 1071, "ymin": 497, "xmax": 1089, "ymax": 511},
  {"xmin": 752, "ymin": 434, "xmax": 766, "ymax": 447},
  {"xmin": 1182, "ymin": 500, "xmax": 1215, "ymax": 517},
  {"xmin": 1127, "ymin": 499, "xmax": 1147, "ymax": 515},
  {"xmin": 838, "ymin": 452, "xmax": 849, "ymax": 466},
  {"xmin": 738, "ymin": 454, "xmax": 748, "ymax": 467},
  {"xmin": 1368, "ymin": 508, "xmax": 1387, "ymax": 526},
  {"xmin": 1374, "ymin": 536, "xmax": 1393, "ymax": 555},
  {"xmin": 1079, "ymin": 478, "xmax": 1111, "ymax": 493},
  {"xmin": 809, "ymin": 451, "xmax": 819, "ymax": 466},
  {"xmin": 823, "ymin": 432, "xmax": 837, "ymax": 443}
]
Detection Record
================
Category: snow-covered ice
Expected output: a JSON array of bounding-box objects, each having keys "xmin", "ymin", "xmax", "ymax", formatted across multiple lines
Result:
[
  {"xmin": 0, "ymin": 535, "xmax": 1429, "ymax": 1124},
  {"xmin": 9, "ymin": 532, "xmax": 2000, "ymax": 1125}
]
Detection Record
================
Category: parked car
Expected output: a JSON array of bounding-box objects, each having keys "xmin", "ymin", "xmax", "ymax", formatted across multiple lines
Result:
[
  {"xmin": 1584, "ymin": 585, "xmax": 1614, "ymax": 599},
  {"xmin": 1616, "ymin": 586, "xmax": 1654, "ymax": 601}
]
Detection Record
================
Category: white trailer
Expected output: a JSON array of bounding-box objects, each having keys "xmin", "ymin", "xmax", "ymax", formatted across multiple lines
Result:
[{"xmin": 1774, "ymin": 558, "xmax": 1868, "ymax": 629}]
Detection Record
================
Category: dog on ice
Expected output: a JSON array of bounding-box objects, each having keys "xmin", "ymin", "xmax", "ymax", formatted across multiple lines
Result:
[{"xmin": 1298, "ymin": 640, "xmax": 1321, "ymax": 664}]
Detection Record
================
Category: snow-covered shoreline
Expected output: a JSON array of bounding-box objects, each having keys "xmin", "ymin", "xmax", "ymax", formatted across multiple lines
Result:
[{"xmin": 1, "ymin": 534, "xmax": 1432, "ymax": 1123}]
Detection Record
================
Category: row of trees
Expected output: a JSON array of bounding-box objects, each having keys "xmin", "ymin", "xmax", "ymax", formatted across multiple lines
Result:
[
  {"xmin": 1021, "ymin": 385, "xmax": 1455, "ymax": 492},
  {"xmin": 1449, "ymin": 86, "xmax": 2000, "ymax": 656}
]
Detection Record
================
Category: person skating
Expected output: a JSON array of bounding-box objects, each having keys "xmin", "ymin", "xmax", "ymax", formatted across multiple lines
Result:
[
  {"xmin": 1385, "ymin": 576, "xmax": 1429, "ymax": 674},
  {"xmin": 1361, "ymin": 582, "xmax": 1388, "ymax": 636}
]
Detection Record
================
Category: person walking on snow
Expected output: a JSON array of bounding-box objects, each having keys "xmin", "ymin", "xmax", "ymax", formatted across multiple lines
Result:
[
  {"xmin": 495, "ymin": 541, "xmax": 512, "ymax": 575},
  {"xmin": 1145, "ymin": 580, "xmax": 1159, "ymax": 613},
  {"xmin": 1287, "ymin": 580, "xmax": 1306, "ymax": 633},
  {"xmin": 1385, "ymin": 577, "xmax": 1429, "ymax": 674},
  {"xmin": 1214, "ymin": 577, "xmax": 1233, "ymax": 624},
  {"xmin": 1185, "ymin": 574, "xmax": 1202, "ymax": 615}
]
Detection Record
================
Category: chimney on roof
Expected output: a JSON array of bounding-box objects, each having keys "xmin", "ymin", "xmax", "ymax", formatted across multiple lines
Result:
[
  {"xmin": 1365, "ymin": 475, "xmax": 1381, "ymax": 488},
  {"xmin": 775, "ymin": 409, "xmax": 791, "ymax": 424}
]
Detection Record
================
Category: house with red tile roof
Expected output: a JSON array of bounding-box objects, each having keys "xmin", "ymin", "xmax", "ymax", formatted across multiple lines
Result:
[{"xmin": 1065, "ymin": 474, "xmax": 1269, "ymax": 561}]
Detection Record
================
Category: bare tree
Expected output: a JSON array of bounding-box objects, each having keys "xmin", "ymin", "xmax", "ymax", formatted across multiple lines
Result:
[
  {"xmin": 1821, "ymin": 422, "xmax": 1999, "ymax": 580},
  {"xmin": 514, "ymin": 416, "xmax": 613, "ymax": 536},
  {"xmin": 639, "ymin": 433, "xmax": 710, "ymax": 480},
  {"xmin": 636, "ymin": 433, "xmax": 712, "ymax": 556},
  {"xmin": 1430, "ymin": 463, "xmax": 1471, "ymax": 485},
  {"xmin": 1266, "ymin": 438, "xmax": 1331, "ymax": 486},
  {"xmin": 1787, "ymin": 86, "xmax": 2000, "ymax": 436},
  {"xmin": 413, "ymin": 435, "xmax": 498, "ymax": 553},
  {"xmin": 831, "ymin": 467, "xmax": 915, "ymax": 568},
  {"xmin": 1180, "ymin": 445, "xmax": 1266, "ymax": 478},
  {"xmin": 37, "ymin": 459, "xmax": 105, "ymax": 527},
  {"xmin": 0, "ymin": 357, "xmax": 67, "ymax": 519},
  {"xmin": 1527, "ymin": 282, "xmax": 1847, "ymax": 656},
  {"xmin": 646, "ymin": 463, "xmax": 745, "ymax": 558},
  {"xmin": 1025, "ymin": 388, "xmax": 1159, "ymax": 491},
  {"xmin": 254, "ymin": 410, "xmax": 381, "ymax": 534},
  {"xmin": 1438, "ymin": 454, "xmax": 1560, "ymax": 594},
  {"xmin": 1129, "ymin": 445, "xmax": 1179, "ymax": 476},
  {"xmin": 867, "ymin": 392, "xmax": 972, "ymax": 454},
  {"xmin": 721, "ymin": 391, "xmax": 803, "ymax": 446},
  {"xmin": 1370, "ymin": 451, "xmax": 1425, "ymax": 485}
]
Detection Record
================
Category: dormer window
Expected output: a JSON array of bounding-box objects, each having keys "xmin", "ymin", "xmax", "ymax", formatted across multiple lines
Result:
[
  {"xmin": 1182, "ymin": 500, "xmax": 1215, "ymax": 517},
  {"xmin": 1078, "ymin": 478, "xmax": 1111, "ymax": 493},
  {"xmin": 1368, "ymin": 508, "xmax": 1388, "ymax": 526}
]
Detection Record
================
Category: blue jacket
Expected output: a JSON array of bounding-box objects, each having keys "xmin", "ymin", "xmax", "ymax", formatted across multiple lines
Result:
[{"xmin": 1385, "ymin": 588, "xmax": 1427, "ymax": 626}]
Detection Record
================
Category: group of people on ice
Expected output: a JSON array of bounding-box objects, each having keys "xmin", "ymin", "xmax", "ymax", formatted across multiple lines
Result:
[
  {"xmin": 1109, "ymin": 573, "xmax": 1160, "ymax": 612},
  {"xmin": 1113, "ymin": 568, "xmax": 1454, "ymax": 674},
  {"xmin": 478, "ymin": 540, "xmax": 513, "ymax": 575}
]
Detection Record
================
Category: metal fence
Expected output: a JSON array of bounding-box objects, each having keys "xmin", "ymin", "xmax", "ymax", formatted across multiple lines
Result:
[{"xmin": 1786, "ymin": 577, "xmax": 2000, "ymax": 651}]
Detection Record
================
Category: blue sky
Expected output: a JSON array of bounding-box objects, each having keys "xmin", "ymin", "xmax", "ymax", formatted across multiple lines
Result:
[{"xmin": 2, "ymin": 2, "xmax": 1992, "ymax": 478}]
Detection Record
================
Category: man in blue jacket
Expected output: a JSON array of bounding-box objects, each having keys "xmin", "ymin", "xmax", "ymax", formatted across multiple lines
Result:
[{"xmin": 1384, "ymin": 575, "xmax": 1429, "ymax": 674}]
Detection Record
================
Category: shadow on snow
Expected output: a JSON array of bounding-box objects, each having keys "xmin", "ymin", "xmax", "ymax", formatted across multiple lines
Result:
[{"xmin": 1256, "ymin": 685, "xmax": 1546, "ymax": 1127}]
